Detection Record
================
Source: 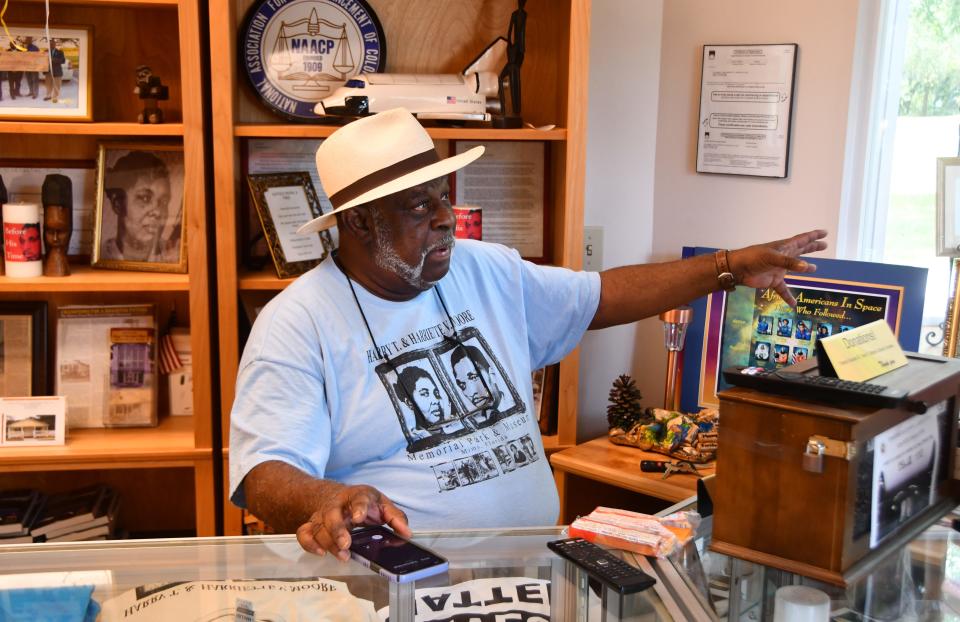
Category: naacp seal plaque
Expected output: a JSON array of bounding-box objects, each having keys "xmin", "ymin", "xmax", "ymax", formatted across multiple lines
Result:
[{"xmin": 242, "ymin": 0, "xmax": 386, "ymax": 121}]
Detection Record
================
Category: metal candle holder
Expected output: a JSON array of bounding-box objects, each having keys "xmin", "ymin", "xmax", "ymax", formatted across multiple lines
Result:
[{"xmin": 659, "ymin": 306, "xmax": 693, "ymax": 411}]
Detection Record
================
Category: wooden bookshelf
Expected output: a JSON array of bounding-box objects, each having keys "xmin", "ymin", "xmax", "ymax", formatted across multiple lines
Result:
[
  {"xmin": 0, "ymin": 416, "xmax": 204, "ymax": 470},
  {"xmin": 210, "ymin": 0, "xmax": 590, "ymax": 535},
  {"xmin": 0, "ymin": 122, "xmax": 184, "ymax": 136},
  {"xmin": 0, "ymin": 0, "xmax": 214, "ymax": 537},
  {"xmin": 0, "ymin": 266, "xmax": 190, "ymax": 292},
  {"xmin": 234, "ymin": 124, "xmax": 567, "ymax": 141}
]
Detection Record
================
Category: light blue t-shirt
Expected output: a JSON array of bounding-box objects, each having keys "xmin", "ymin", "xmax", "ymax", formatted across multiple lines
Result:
[{"xmin": 230, "ymin": 240, "xmax": 601, "ymax": 529}]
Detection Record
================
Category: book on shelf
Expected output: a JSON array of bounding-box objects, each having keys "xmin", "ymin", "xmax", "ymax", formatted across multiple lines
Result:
[
  {"xmin": 0, "ymin": 489, "xmax": 44, "ymax": 537},
  {"xmin": 32, "ymin": 485, "xmax": 116, "ymax": 538},
  {"xmin": 40, "ymin": 489, "xmax": 119, "ymax": 540},
  {"xmin": 47, "ymin": 523, "xmax": 111, "ymax": 542},
  {"xmin": 0, "ymin": 533, "xmax": 35, "ymax": 544}
]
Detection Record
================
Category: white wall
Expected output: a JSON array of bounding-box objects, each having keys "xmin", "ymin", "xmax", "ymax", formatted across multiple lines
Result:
[
  {"xmin": 578, "ymin": 0, "xmax": 664, "ymax": 440},
  {"xmin": 578, "ymin": 0, "xmax": 860, "ymax": 440}
]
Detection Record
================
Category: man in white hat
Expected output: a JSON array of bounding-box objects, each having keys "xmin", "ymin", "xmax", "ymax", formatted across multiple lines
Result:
[{"xmin": 230, "ymin": 108, "xmax": 827, "ymax": 559}]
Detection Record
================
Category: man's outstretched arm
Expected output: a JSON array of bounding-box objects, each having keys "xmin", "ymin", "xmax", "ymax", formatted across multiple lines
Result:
[
  {"xmin": 590, "ymin": 229, "xmax": 828, "ymax": 330},
  {"xmin": 243, "ymin": 460, "xmax": 411, "ymax": 559}
]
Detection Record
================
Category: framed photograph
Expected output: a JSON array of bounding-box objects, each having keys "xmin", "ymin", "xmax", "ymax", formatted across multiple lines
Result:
[
  {"xmin": 0, "ymin": 396, "xmax": 65, "ymax": 446},
  {"xmin": 92, "ymin": 143, "xmax": 187, "ymax": 273},
  {"xmin": 0, "ymin": 26, "xmax": 92, "ymax": 121},
  {"xmin": 695, "ymin": 44, "xmax": 798, "ymax": 178},
  {"xmin": 0, "ymin": 158, "xmax": 97, "ymax": 257},
  {"xmin": 450, "ymin": 140, "xmax": 551, "ymax": 263},
  {"xmin": 936, "ymin": 157, "xmax": 960, "ymax": 256},
  {"xmin": 679, "ymin": 248, "xmax": 927, "ymax": 413},
  {"xmin": 246, "ymin": 171, "xmax": 335, "ymax": 279},
  {"xmin": 0, "ymin": 301, "xmax": 48, "ymax": 397}
]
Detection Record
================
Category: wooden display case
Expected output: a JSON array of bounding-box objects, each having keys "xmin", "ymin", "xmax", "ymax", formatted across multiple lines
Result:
[
  {"xmin": 0, "ymin": 0, "xmax": 214, "ymax": 537},
  {"xmin": 712, "ymin": 354, "xmax": 960, "ymax": 586},
  {"xmin": 209, "ymin": 0, "xmax": 590, "ymax": 534}
]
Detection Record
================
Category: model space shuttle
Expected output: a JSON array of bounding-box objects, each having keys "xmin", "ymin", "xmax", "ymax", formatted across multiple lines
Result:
[{"xmin": 316, "ymin": 38, "xmax": 508, "ymax": 121}]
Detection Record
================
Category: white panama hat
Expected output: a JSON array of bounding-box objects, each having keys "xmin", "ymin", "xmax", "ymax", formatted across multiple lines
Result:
[{"xmin": 297, "ymin": 108, "xmax": 485, "ymax": 233}]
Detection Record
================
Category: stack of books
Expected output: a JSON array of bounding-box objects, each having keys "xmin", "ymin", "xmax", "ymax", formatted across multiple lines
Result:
[
  {"xmin": 0, "ymin": 489, "xmax": 45, "ymax": 544},
  {"xmin": 0, "ymin": 484, "xmax": 121, "ymax": 544},
  {"xmin": 32, "ymin": 484, "xmax": 120, "ymax": 542}
]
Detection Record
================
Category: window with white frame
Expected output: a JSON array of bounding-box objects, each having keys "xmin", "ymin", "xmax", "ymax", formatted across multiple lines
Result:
[{"xmin": 842, "ymin": 0, "xmax": 960, "ymax": 353}]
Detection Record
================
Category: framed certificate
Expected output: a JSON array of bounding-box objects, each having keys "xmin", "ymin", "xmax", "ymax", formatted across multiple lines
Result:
[
  {"xmin": 246, "ymin": 171, "xmax": 334, "ymax": 278},
  {"xmin": 695, "ymin": 44, "xmax": 798, "ymax": 178}
]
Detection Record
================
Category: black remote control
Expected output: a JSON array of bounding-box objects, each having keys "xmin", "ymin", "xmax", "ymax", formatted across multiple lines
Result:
[
  {"xmin": 547, "ymin": 537, "xmax": 656, "ymax": 594},
  {"xmin": 722, "ymin": 365, "xmax": 921, "ymax": 411}
]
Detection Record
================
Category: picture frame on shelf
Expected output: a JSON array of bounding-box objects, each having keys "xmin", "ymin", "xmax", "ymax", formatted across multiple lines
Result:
[
  {"xmin": 935, "ymin": 157, "xmax": 960, "ymax": 257},
  {"xmin": 0, "ymin": 159, "xmax": 97, "ymax": 257},
  {"xmin": 450, "ymin": 140, "xmax": 551, "ymax": 263},
  {"xmin": 0, "ymin": 301, "xmax": 48, "ymax": 397},
  {"xmin": 0, "ymin": 396, "xmax": 65, "ymax": 446},
  {"xmin": 242, "ymin": 138, "xmax": 329, "ymax": 270},
  {"xmin": 92, "ymin": 143, "xmax": 187, "ymax": 273},
  {"xmin": 0, "ymin": 25, "xmax": 92, "ymax": 121},
  {"xmin": 245, "ymin": 171, "xmax": 335, "ymax": 279}
]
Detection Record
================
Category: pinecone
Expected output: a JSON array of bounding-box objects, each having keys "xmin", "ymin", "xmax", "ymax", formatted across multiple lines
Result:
[{"xmin": 607, "ymin": 374, "xmax": 644, "ymax": 431}]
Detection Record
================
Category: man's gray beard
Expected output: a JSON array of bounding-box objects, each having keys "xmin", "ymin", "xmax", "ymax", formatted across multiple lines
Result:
[{"xmin": 369, "ymin": 208, "xmax": 455, "ymax": 290}]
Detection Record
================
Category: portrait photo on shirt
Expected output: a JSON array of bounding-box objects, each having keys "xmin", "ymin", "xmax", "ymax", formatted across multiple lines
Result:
[
  {"xmin": 433, "ymin": 326, "xmax": 524, "ymax": 430},
  {"xmin": 375, "ymin": 326, "xmax": 526, "ymax": 453},
  {"xmin": 92, "ymin": 143, "xmax": 186, "ymax": 273}
]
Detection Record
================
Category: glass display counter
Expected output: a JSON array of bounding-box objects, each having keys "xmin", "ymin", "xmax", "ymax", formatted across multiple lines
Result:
[{"xmin": 1, "ymin": 498, "xmax": 958, "ymax": 621}]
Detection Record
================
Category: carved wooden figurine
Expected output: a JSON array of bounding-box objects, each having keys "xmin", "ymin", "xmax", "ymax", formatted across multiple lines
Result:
[
  {"xmin": 42, "ymin": 174, "xmax": 73, "ymax": 277},
  {"xmin": 134, "ymin": 65, "xmax": 169, "ymax": 124}
]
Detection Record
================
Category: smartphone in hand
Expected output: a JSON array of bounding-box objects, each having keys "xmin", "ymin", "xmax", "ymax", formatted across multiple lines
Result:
[{"xmin": 348, "ymin": 525, "xmax": 449, "ymax": 583}]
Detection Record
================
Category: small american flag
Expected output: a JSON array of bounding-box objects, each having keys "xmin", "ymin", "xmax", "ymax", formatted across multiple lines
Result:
[
  {"xmin": 446, "ymin": 96, "xmax": 457, "ymax": 104},
  {"xmin": 158, "ymin": 333, "xmax": 183, "ymax": 375}
]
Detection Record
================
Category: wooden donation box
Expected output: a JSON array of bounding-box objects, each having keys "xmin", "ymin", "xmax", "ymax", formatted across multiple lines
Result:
[{"xmin": 711, "ymin": 353, "xmax": 960, "ymax": 586}]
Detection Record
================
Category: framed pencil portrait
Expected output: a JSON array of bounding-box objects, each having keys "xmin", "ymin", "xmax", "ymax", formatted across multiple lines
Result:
[
  {"xmin": 0, "ymin": 25, "xmax": 92, "ymax": 121},
  {"xmin": 936, "ymin": 157, "xmax": 960, "ymax": 257},
  {"xmin": 246, "ymin": 171, "xmax": 335, "ymax": 279},
  {"xmin": 0, "ymin": 301, "xmax": 48, "ymax": 397},
  {"xmin": 92, "ymin": 143, "xmax": 187, "ymax": 273}
]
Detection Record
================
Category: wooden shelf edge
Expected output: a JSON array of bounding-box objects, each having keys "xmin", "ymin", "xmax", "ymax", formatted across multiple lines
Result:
[
  {"xmin": 20, "ymin": 0, "xmax": 178, "ymax": 5},
  {"xmin": 239, "ymin": 268, "xmax": 294, "ymax": 291},
  {"xmin": 235, "ymin": 124, "xmax": 567, "ymax": 141},
  {"xmin": 0, "ymin": 122, "xmax": 185, "ymax": 136},
  {"xmin": 0, "ymin": 265, "xmax": 190, "ymax": 292},
  {"xmin": 0, "ymin": 416, "xmax": 211, "ymax": 470}
]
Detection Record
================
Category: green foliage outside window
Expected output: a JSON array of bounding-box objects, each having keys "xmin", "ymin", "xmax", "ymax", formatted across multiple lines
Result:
[{"xmin": 899, "ymin": 0, "xmax": 960, "ymax": 116}]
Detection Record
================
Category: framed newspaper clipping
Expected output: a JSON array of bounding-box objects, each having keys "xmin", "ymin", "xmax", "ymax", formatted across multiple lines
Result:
[{"xmin": 0, "ymin": 301, "xmax": 48, "ymax": 397}]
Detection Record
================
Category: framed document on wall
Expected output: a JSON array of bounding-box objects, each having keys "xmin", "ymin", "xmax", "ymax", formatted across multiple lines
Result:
[{"xmin": 695, "ymin": 43, "xmax": 798, "ymax": 178}]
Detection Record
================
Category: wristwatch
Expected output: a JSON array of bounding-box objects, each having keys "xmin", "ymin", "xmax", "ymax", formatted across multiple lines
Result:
[{"xmin": 714, "ymin": 249, "xmax": 736, "ymax": 292}]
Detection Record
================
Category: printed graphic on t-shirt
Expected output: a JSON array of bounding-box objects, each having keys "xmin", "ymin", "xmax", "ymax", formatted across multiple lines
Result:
[
  {"xmin": 430, "ymin": 435, "xmax": 539, "ymax": 492},
  {"xmin": 375, "ymin": 327, "xmax": 525, "ymax": 454}
]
